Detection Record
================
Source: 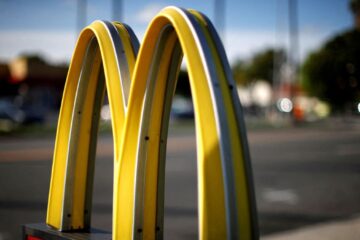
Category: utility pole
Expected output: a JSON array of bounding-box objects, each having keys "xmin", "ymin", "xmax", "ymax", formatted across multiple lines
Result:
[
  {"xmin": 272, "ymin": 0, "xmax": 299, "ymax": 122},
  {"xmin": 288, "ymin": 0, "xmax": 299, "ymax": 89},
  {"xmin": 77, "ymin": 0, "xmax": 87, "ymax": 34},
  {"xmin": 273, "ymin": 0, "xmax": 285, "ymax": 100},
  {"xmin": 112, "ymin": 0, "xmax": 123, "ymax": 22},
  {"xmin": 214, "ymin": 0, "xmax": 225, "ymax": 42}
]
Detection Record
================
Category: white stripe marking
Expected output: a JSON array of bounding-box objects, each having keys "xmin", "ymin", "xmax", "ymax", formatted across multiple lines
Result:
[{"xmin": 263, "ymin": 188, "xmax": 299, "ymax": 205}]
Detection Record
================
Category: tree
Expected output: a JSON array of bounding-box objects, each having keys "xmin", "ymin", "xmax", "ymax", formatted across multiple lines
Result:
[
  {"xmin": 302, "ymin": 29, "xmax": 360, "ymax": 111},
  {"xmin": 232, "ymin": 48, "xmax": 285, "ymax": 86},
  {"xmin": 232, "ymin": 60, "xmax": 249, "ymax": 86}
]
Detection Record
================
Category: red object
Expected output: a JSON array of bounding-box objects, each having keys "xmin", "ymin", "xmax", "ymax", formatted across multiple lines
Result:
[
  {"xmin": 27, "ymin": 236, "xmax": 43, "ymax": 240},
  {"xmin": 293, "ymin": 104, "xmax": 304, "ymax": 121}
]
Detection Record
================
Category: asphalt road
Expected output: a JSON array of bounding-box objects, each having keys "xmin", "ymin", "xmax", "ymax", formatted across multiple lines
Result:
[{"xmin": 0, "ymin": 118, "xmax": 359, "ymax": 239}]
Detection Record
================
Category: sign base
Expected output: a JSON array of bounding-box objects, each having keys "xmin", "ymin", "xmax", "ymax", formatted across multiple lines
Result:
[{"xmin": 23, "ymin": 223, "xmax": 111, "ymax": 240}]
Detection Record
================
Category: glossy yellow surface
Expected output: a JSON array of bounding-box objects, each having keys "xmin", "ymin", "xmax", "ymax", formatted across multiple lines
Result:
[
  {"xmin": 190, "ymin": 10, "xmax": 252, "ymax": 239},
  {"xmin": 47, "ymin": 21, "xmax": 136, "ymax": 230}
]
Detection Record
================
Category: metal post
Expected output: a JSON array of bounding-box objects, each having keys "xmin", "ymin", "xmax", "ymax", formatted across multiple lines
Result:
[
  {"xmin": 288, "ymin": 0, "xmax": 299, "ymax": 90},
  {"xmin": 77, "ymin": 0, "xmax": 87, "ymax": 35},
  {"xmin": 214, "ymin": 0, "xmax": 226, "ymax": 42},
  {"xmin": 112, "ymin": 0, "xmax": 123, "ymax": 22}
]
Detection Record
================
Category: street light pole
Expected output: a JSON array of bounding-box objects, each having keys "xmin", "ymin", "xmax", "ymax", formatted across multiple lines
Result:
[
  {"xmin": 77, "ymin": 0, "xmax": 87, "ymax": 35},
  {"xmin": 214, "ymin": 0, "xmax": 225, "ymax": 42},
  {"xmin": 288, "ymin": 0, "xmax": 299, "ymax": 88},
  {"xmin": 112, "ymin": 0, "xmax": 123, "ymax": 22}
]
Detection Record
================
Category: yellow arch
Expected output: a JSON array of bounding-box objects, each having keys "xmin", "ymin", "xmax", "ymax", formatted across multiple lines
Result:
[
  {"xmin": 46, "ymin": 6, "xmax": 258, "ymax": 240},
  {"xmin": 46, "ymin": 20, "xmax": 139, "ymax": 230}
]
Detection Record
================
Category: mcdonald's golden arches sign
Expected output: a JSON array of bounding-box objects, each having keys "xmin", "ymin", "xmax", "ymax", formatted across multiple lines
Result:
[{"xmin": 45, "ymin": 6, "xmax": 258, "ymax": 240}]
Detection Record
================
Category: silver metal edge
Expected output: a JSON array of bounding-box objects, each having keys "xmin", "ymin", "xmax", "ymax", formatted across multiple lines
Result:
[
  {"xmin": 132, "ymin": 24, "xmax": 174, "ymax": 240},
  {"xmin": 171, "ymin": 7, "xmax": 239, "ymax": 239},
  {"xmin": 61, "ymin": 36, "xmax": 99, "ymax": 230},
  {"xmin": 101, "ymin": 21, "xmax": 131, "ymax": 108},
  {"xmin": 83, "ymin": 60, "xmax": 106, "ymax": 229},
  {"xmin": 200, "ymin": 12, "xmax": 260, "ymax": 239},
  {"xmin": 155, "ymin": 40, "xmax": 183, "ymax": 240},
  {"xmin": 122, "ymin": 23, "xmax": 140, "ymax": 57}
]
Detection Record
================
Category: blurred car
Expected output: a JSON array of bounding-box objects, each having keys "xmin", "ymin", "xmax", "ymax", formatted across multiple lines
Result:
[
  {"xmin": 170, "ymin": 95, "xmax": 194, "ymax": 120},
  {"xmin": 0, "ymin": 98, "xmax": 25, "ymax": 131}
]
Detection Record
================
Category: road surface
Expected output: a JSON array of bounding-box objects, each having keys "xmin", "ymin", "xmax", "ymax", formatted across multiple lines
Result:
[{"xmin": 0, "ymin": 118, "xmax": 359, "ymax": 239}]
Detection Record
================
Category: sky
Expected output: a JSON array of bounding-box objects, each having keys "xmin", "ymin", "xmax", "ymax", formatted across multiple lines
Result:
[{"xmin": 0, "ymin": 0, "xmax": 354, "ymax": 65}]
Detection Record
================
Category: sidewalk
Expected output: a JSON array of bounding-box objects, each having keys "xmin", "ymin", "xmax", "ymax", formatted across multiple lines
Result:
[{"xmin": 262, "ymin": 216, "xmax": 360, "ymax": 240}]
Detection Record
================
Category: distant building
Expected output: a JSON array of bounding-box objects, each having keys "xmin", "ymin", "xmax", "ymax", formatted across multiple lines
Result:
[
  {"xmin": 9, "ymin": 55, "xmax": 67, "ymax": 89},
  {"xmin": 0, "ymin": 55, "xmax": 68, "ymax": 125},
  {"xmin": 0, "ymin": 63, "xmax": 18, "ymax": 96}
]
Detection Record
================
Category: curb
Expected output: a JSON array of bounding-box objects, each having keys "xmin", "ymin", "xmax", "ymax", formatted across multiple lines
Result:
[{"xmin": 262, "ymin": 216, "xmax": 360, "ymax": 240}]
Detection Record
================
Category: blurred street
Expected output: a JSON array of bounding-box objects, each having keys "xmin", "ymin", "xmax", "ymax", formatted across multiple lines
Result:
[{"xmin": 0, "ymin": 118, "xmax": 360, "ymax": 239}]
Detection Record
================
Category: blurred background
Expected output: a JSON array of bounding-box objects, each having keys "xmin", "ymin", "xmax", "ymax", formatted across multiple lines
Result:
[{"xmin": 0, "ymin": 0, "xmax": 360, "ymax": 239}]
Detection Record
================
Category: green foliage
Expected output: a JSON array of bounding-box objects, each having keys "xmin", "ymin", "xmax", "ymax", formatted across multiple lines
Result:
[
  {"xmin": 301, "ymin": 29, "xmax": 360, "ymax": 110},
  {"xmin": 246, "ymin": 49, "xmax": 277, "ymax": 83},
  {"xmin": 232, "ymin": 48, "xmax": 285, "ymax": 86},
  {"xmin": 232, "ymin": 60, "xmax": 249, "ymax": 85}
]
